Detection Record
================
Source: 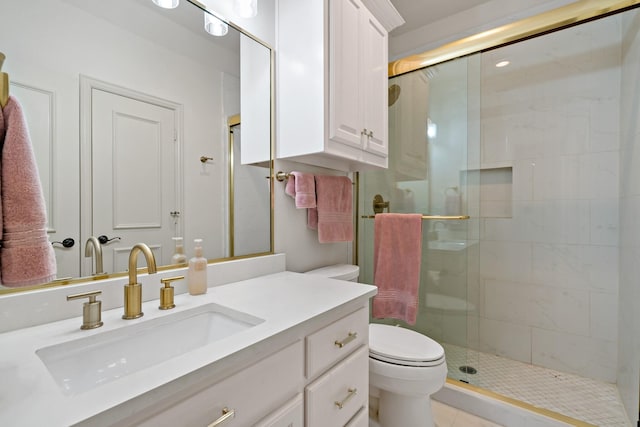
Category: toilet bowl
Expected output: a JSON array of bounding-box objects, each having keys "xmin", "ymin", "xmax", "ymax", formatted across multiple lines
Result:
[{"xmin": 305, "ymin": 264, "xmax": 447, "ymax": 427}]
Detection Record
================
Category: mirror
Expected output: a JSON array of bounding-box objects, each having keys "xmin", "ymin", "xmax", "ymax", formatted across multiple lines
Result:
[{"xmin": 0, "ymin": 0, "xmax": 272, "ymax": 292}]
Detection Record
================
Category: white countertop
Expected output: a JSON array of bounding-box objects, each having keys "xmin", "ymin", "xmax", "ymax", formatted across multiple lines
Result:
[{"xmin": 0, "ymin": 271, "xmax": 377, "ymax": 426}]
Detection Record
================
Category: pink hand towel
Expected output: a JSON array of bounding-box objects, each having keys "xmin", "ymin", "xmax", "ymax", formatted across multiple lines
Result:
[
  {"xmin": 0, "ymin": 105, "xmax": 4, "ymax": 242},
  {"xmin": 284, "ymin": 171, "xmax": 316, "ymax": 208},
  {"xmin": 372, "ymin": 213, "xmax": 422, "ymax": 325},
  {"xmin": 311, "ymin": 175, "xmax": 353, "ymax": 243},
  {"xmin": 0, "ymin": 96, "xmax": 57, "ymax": 287}
]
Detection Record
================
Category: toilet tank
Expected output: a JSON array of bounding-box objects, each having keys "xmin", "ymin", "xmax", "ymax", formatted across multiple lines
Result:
[{"xmin": 305, "ymin": 264, "xmax": 360, "ymax": 282}]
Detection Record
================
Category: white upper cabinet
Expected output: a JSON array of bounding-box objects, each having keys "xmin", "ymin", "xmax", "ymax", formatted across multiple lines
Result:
[{"xmin": 277, "ymin": 0, "xmax": 403, "ymax": 171}]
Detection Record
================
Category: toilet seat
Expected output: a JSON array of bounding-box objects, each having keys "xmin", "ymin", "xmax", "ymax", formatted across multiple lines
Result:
[{"xmin": 369, "ymin": 324, "xmax": 445, "ymax": 367}]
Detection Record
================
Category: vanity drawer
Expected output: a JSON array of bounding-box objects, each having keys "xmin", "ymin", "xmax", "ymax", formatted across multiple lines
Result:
[
  {"xmin": 306, "ymin": 307, "xmax": 368, "ymax": 379},
  {"xmin": 135, "ymin": 341, "xmax": 303, "ymax": 427},
  {"xmin": 254, "ymin": 393, "xmax": 303, "ymax": 427},
  {"xmin": 345, "ymin": 406, "xmax": 368, "ymax": 427},
  {"xmin": 305, "ymin": 345, "xmax": 368, "ymax": 427}
]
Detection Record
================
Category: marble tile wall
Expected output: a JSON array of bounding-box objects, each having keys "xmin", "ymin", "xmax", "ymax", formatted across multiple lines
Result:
[
  {"xmin": 474, "ymin": 14, "xmax": 623, "ymax": 382},
  {"xmin": 617, "ymin": 8, "xmax": 640, "ymax": 423}
]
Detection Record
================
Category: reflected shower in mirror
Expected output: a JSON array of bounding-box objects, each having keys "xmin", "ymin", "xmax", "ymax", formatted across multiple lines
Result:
[{"xmin": 0, "ymin": 0, "xmax": 272, "ymax": 291}]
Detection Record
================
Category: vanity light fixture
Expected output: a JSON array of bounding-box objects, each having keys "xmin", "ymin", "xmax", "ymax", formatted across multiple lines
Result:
[
  {"xmin": 234, "ymin": 0, "xmax": 258, "ymax": 18},
  {"xmin": 152, "ymin": 0, "xmax": 179, "ymax": 9},
  {"xmin": 204, "ymin": 12, "xmax": 228, "ymax": 36}
]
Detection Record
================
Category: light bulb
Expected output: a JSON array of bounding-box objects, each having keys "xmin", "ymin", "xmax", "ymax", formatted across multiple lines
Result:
[
  {"xmin": 152, "ymin": 0, "xmax": 179, "ymax": 9},
  {"xmin": 204, "ymin": 13, "xmax": 228, "ymax": 36},
  {"xmin": 234, "ymin": 0, "xmax": 257, "ymax": 18},
  {"xmin": 427, "ymin": 119, "xmax": 437, "ymax": 139}
]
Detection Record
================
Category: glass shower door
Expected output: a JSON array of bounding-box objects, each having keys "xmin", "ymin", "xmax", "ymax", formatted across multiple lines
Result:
[{"xmin": 359, "ymin": 54, "xmax": 481, "ymax": 385}]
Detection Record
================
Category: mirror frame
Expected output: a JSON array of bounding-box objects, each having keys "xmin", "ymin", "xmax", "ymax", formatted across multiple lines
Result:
[{"xmin": 0, "ymin": 0, "xmax": 275, "ymax": 295}]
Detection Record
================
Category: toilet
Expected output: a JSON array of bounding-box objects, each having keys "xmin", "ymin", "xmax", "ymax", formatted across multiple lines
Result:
[{"xmin": 305, "ymin": 264, "xmax": 447, "ymax": 427}]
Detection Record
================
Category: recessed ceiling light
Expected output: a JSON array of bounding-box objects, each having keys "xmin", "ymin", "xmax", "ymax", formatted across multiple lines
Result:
[{"xmin": 495, "ymin": 60, "xmax": 510, "ymax": 68}]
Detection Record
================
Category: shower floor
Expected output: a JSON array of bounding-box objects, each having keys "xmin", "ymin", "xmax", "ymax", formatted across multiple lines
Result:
[{"xmin": 442, "ymin": 343, "xmax": 630, "ymax": 426}]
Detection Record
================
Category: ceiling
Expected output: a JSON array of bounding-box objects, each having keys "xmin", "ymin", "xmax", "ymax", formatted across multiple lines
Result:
[{"xmin": 388, "ymin": 0, "xmax": 495, "ymax": 36}]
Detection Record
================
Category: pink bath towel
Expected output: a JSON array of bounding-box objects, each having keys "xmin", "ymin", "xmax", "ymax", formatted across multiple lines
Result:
[
  {"xmin": 284, "ymin": 171, "xmax": 316, "ymax": 208},
  {"xmin": 0, "ymin": 96, "xmax": 56, "ymax": 287},
  {"xmin": 310, "ymin": 175, "xmax": 353, "ymax": 243},
  {"xmin": 372, "ymin": 213, "xmax": 422, "ymax": 325}
]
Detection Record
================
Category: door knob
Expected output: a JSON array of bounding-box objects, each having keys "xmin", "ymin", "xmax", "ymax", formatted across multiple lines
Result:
[
  {"xmin": 52, "ymin": 238, "xmax": 75, "ymax": 248},
  {"xmin": 98, "ymin": 235, "xmax": 121, "ymax": 245}
]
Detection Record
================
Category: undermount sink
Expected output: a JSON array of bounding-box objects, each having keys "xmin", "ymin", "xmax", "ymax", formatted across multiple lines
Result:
[{"xmin": 36, "ymin": 303, "xmax": 264, "ymax": 395}]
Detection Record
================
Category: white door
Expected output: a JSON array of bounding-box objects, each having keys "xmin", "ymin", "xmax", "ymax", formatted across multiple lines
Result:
[
  {"xmin": 361, "ymin": 9, "xmax": 388, "ymax": 156},
  {"xmin": 328, "ymin": 0, "xmax": 364, "ymax": 149},
  {"xmin": 89, "ymin": 89, "xmax": 180, "ymax": 274}
]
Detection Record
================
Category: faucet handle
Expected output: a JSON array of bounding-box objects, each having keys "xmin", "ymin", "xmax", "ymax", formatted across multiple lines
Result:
[
  {"xmin": 159, "ymin": 276, "xmax": 184, "ymax": 310},
  {"xmin": 67, "ymin": 290, "xmax": 104, "ymax": 330}
]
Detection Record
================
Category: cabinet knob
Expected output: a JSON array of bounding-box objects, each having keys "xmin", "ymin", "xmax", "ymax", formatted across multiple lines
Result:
[{"xmin": 207, "ymin": 407, "xmax": 235, "ymax": 427}]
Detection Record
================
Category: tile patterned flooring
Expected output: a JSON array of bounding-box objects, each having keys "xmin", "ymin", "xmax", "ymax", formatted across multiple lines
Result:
[{"xmin": 442, "ymin": 343, "xmax": 631, "ymax": 427}]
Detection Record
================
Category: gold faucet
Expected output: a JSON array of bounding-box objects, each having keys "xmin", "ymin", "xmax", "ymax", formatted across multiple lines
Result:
[
  {"xmin": 123, "ymin": 243, "xmax": 157, "ymax": 319},
  {"xmin": 84, "ymin": 236, "xmax": 104, "ymax": 275}
]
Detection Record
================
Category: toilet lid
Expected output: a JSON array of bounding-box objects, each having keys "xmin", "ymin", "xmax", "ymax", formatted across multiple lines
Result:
[{"xmin": 369, "ymin": 324, "xmax": 445, "ymax": 367}]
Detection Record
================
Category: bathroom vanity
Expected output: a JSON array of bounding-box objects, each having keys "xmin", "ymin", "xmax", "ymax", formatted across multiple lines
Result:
[{"xmin": 0, "ymin": 270, "xmax": 376, "ymax": 426}]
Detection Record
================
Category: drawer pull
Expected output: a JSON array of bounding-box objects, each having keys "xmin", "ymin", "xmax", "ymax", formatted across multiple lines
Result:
[
  {"xmin": 334, "ymin": 332, "xmax": 357, "ymax": 348},
  {"xmin": 207, "ymin": 407, "xmax": 235, "ymax": 427},
  {"xmin": 334, "ymin": 388, "xmax": 357, "ymax": 409}
]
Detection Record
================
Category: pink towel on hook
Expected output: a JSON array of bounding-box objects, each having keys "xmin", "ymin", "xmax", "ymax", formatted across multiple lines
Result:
[
  {"xmin": 372, "ymin": 213, "xmax": 422, "ymax": 325},
  {"xmin": 0, "ymin": 96, "xmax": 56, "ymax": 287},
  {"xmin": 309, "ymin": 175, "xmax": 353, "ymax": 243},
  {"xmin": 284, "ymin": 171, "xmax": 316, "ymax": 208}
]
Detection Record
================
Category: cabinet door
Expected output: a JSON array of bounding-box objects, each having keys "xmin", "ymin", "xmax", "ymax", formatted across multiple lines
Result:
[
  {"xmin": 329, "ymin": 0, "xmax": 365, "ymax": 150},
  {"xmin": 361, "ymin": 9, "xmax": 388, "ymax": 157}
]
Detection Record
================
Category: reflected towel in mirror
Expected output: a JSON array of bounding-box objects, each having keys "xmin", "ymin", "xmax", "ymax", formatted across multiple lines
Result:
[{"xmin": 0, "ymin": 96, "xmax": 56, "ymax": 286}]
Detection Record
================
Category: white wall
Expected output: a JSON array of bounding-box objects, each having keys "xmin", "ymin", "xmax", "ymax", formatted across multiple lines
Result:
[
  {"xmin": 618, "ymin": 8, "xmax": 640, "ymax": 424},
  {"xmin": 273, "ymin": 159, "xmax": 353, "ymax": 273}
]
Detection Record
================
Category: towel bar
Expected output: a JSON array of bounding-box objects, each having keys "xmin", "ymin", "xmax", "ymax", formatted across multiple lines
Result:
[{"xmin": 361, "ymin": 214, "xmax": 470, "ymax": 220}]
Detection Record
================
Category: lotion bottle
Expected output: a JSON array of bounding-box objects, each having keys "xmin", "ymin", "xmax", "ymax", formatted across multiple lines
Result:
[
  {"xmin": 171, "ymin": 237, "xmax": 187, "ymax": 265},
  {"xmin": 187, "ymin": 238, "xmax": 207, "ymax": 295}
]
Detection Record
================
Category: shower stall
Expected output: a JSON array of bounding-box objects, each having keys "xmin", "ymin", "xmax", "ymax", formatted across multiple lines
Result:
[{"xmin": 358, "ymin": 5, "xmax": 640, "ymax": 426}]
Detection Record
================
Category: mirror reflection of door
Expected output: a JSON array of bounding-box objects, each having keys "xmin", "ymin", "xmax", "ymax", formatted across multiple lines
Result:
[
  {"xmin": 230, "ymin": 120, "xmax": 270, "ymax": 256},
  {"xmin": 87, "ymin": 84, "xmax": 182, "ymax": 275}
]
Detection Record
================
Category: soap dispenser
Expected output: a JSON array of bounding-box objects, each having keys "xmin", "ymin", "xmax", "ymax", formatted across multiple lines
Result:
[
  {"xmin": 187, "ymin": 238, "xmax": 207, "ymax": 295},
  {"xmin": 171, "ymin": 237, "xmax": 187, "ymax": 265}
]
